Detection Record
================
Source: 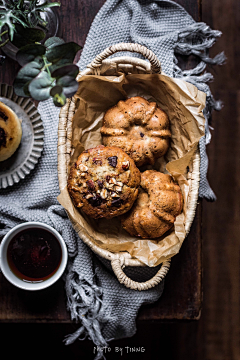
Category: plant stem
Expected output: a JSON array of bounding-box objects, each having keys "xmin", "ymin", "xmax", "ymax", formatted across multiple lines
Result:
[
  {"xmin": 19, "ymin": 0, "xmax": 24, "ymax": 10},
  {"xmin": 0, "ymin": 30, "xmax": 8, "ymax": 37},
  {"xmin": 42, "ymin": 55, "xmax": 52, "ymax": 77},
  {"xmin": 0, "ymin": 38, "xmax": 9, "ymax": 48},
  {"xmin": 0, "ymin": 29, "xmax": 9, "ymax": 47}
]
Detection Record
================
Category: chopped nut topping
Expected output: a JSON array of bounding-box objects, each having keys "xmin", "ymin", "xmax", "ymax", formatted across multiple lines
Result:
[
  {"xmin": 111, "ymin": 192, "xmax": 119, "ymax": 197},
  {"xmin": 80, "ymin": 172, "xmax": 87, "ymax": 177},
  {"xmin": 92, "ymin": 157, "xmax": 102, "ymax": 165},
  {"xmin": 71, "ymin": 186, "xmax": 80, "ymax": 192},
  {"xmin": 86, "ymin": 194, "xmax": 93, "ymax": 199},
  {"xmin": 105, "ymin": 183, "xmax": 114, "ymax": 189},
  {"xmin": 115, "ymin": 186, "xmax": 122, "ymax": 192},
  {"xmin": 116, "ymin": 181, "xmax": 123, "ymax": 186},
  {"xmin": 78, "ymin": 164, "xmax": 88, "ymax": 172},
  {"xmin": 100, "ymin": 189, "xmax": 108, "ymax": 199},
  {"xmin": 109, "ymin": 177, "xmax": 117, "ymax": 184},
  {"xmin": 122, "ymin": 161, "xmax": 129, "ymax": 170}
]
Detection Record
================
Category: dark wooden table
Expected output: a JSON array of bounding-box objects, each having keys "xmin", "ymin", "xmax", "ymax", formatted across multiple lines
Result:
[{"xmin": 0, "ymin": 0, "xmax": 202, "ymax": 322}]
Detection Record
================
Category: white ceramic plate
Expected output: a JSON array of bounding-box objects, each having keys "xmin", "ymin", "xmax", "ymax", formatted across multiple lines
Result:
[{"xmin": 0, "ymin": 222, "xmax": 68, "ymax": 291}]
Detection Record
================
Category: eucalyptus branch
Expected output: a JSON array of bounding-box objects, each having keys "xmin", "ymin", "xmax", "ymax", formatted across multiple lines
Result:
[
  {"xmin": 42, "ymin": 54, "xmax": 52, "ymax": 77},
  {"xmin": 13, "ymin": 37, "xmax": 82, "ymax": 107}
]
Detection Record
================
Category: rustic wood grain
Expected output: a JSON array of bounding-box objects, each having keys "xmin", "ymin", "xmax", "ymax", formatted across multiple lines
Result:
[
  {"xmin": 175, "ymin": 0, "xmax": 201, "ymax": 20},
  {"xmin": 200, "ymin": 1, "xmax": 240, "ymax": 358},
  {"xmin": 1, "ymin": 0, "xmax": 238, "ymax": 358},
  {"xmin": 169, "ymin": 0, "xmax": 240, "ymax": 359}
]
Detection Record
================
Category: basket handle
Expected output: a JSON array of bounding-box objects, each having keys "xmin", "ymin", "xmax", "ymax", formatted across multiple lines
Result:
[
  {"xmin": 89, "ymin": 43, "xmax": 161, "ymax": 74},
  {"xmin": 111, "ymin": 257, "xmax": 171, "ymax": 291}
]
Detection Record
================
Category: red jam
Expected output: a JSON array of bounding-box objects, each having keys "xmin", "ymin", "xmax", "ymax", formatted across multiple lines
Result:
[{"xmin": 7, "ymin": 228, "xmax": 62, "ymax": 282}]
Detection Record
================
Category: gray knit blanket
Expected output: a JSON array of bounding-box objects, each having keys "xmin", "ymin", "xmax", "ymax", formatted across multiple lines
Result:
[{"xmin": 0, "ymin": 1, "xmax": 224, "ymax": 359}]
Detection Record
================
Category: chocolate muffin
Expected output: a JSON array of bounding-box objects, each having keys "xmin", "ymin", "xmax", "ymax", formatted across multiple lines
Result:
[{"xmin": 67, "ymin": 145, "xmax": 141, "ymax": 219}]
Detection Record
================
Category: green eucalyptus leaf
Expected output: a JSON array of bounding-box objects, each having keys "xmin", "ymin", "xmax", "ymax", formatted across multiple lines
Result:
[
  {"xmin": 28, "ymin": 71, "xmax": 53, "ymax": 101},
  {"xmin": 50, "ymin": 85, "xmax": 63, "ymax": 97},
  {"xmin": 46, "ymin": 42, "xmax": 82, "ymax": 65},
  {"xmin": 12, "ymin": 24, "xmax": 45, "ymax": 48},
  {"xmin": 56, "ymin": 76, "xmax": 79, "ymax": 97},
  {"xmin": 50, "ymin": 85, "xmax": 66, "ymax": 107},
  {"xmin": 44, "ymin": 36, "xmax": 65, "ymax": 49},
  {"xmin": 53, "ymin": 93, "xmax": 67, "ymax": 107},
  {"xmin": 13, "ymin": 56, "xmax": 44, "ymax": 97},
  {"xmin": 16, "ymin": 43, "xmax": 46, "ymax": 66},
  {"xmin": 13, "ymin": 80, "xmax": 30, "ymax": 97},
  {"xmin": 51, "ymin": 64, "xmax": 79, "ymax": 78}
]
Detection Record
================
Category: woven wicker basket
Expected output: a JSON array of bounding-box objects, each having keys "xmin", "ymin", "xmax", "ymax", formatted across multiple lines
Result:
[{"xmin": 57, "ymin": 43, "xmax": 200, "ymax": 291}]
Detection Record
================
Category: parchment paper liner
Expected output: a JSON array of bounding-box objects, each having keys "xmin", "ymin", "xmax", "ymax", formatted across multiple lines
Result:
[{"xmin": 58, "ymin": 73, "xmax": 205, "ymax": 267}]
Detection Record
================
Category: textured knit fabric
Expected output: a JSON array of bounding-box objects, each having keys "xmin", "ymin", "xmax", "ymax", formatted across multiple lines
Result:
[
  {"xmin": 78, "ymin": 0, "xmax": 225, "ymax": 201},
  {"xmin": 0, "ymin": 1, "xmax": 224, "ymax": 359}
]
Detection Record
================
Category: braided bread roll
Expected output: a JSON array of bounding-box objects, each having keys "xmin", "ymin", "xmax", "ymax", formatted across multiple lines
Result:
[
  {"xmin": 101, "ymin": 96, "xmax": 171, "ymax": 167},
  {"xmin": 121, "ymin": 170, "xmax": 183, "ymax": 239}
]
